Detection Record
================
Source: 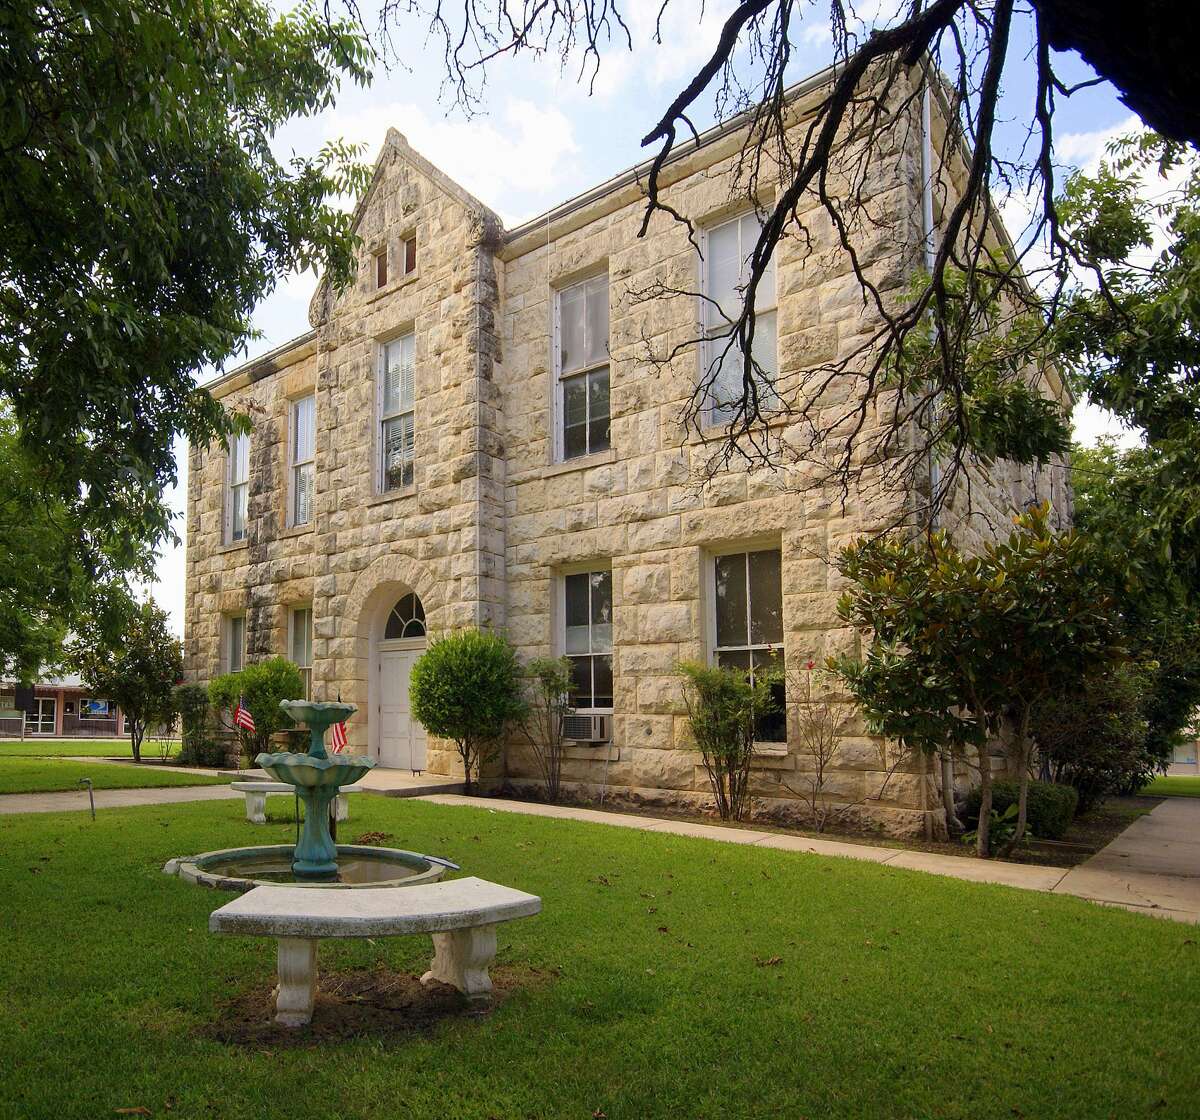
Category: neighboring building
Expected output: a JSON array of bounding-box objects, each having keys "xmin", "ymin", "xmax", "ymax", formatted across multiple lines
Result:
[
  {"xmin": 184, "ymin": 70, "xmax": 1069, "ymax": 837},
  {"xmin": 0, "ymin": 676, "xmax": 125, "ymax": 739}
]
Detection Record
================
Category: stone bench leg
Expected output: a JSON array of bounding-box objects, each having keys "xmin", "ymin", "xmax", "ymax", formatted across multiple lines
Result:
[
  {"xmin": 334, "ymin": 793, "xmax": 350, "ymax": 822},
  {"xmin": 244, "ymin": 790, "xmax": 267, "ymax": 824},
  {"xmin": 274, "ymin": 937, "xmax": 318, "ymax": 1027},
  {"xmin": 421, "ymin": 925, "xmax": 497, "ymax": 1004}
]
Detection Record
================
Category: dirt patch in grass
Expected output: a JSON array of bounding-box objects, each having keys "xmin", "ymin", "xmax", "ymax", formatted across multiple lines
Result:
[{"xmin": 199, "ymin": 964, "xmax": 552, "ymax": 1048}]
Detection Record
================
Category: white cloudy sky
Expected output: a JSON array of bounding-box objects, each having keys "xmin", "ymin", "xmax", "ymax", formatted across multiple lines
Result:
[{"xmin": 144, "ymin": 1, "xmax": 1148, "ymax": 631}]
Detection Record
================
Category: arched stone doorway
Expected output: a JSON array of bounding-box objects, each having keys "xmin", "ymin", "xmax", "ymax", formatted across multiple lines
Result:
[{"xmin": 376, "ymin": 591, "xmax": 428, "ymax": 771}]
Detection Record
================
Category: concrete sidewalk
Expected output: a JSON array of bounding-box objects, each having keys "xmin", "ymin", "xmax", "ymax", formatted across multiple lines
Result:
[
  {"xmin": 419, "ymin": 793, "xmax": 1200, "ymax": 924},
  {"xmin": 0, "ymin": 784, "xmax": 242, "ymax": 815}
]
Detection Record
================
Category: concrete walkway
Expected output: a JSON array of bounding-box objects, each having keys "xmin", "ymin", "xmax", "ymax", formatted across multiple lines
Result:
[
  {"xmin": 0, "ymin": 784, "xmax": 242, "ymax": 815},
  {"xmin": 420, "ymin": 793, "xmax": 1200, "ymax": 924}
]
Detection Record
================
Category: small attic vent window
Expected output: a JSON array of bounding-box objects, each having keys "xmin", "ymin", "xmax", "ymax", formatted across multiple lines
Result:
[
  {"xmin": 375, "ymin": 248, "xmax": 388, "ymax": 289},
  {"xmin": 403, "ymin": 235, "xmax": 417, "ymax": 275}
]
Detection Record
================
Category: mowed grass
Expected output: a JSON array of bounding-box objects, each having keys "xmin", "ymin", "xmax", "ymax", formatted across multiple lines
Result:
[
  {"xmin": 1, "ymin": 798, "xmax": 1198, "ymax": 1120},
  {"xmin": 0, "ymin": 737, "xmax": 178, "ymax": 759},
  {"xmin": 1142, "ymin": 775, "xmax": 1200, "ymax": 798},
  {"xmin": 0, "ymin": 758, "xmax": 226, "ymax": 794}
]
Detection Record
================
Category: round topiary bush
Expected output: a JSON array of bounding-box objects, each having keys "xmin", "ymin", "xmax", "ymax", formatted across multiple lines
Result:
[
  {"xmin": 409, "ymin": 629, "xmax": 525, "ymax": 792},
  {"xmin": 966, "ymin": 779, "xmax": 1079, "ymax": 841}
]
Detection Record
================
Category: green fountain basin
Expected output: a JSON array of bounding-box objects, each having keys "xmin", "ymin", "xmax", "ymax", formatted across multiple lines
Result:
[
  {"xmin": 165, "ymin": 845, "xmax": 452, "ymax": 892},
  {"xmin": 257, "ymin": 751, "xmax": 375, "ymax": 789}
]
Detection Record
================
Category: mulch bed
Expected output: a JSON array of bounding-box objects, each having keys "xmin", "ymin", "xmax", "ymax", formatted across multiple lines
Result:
[{"xmin": 199, "ymin": 964, "xmax": 549, "ymax": 1048}]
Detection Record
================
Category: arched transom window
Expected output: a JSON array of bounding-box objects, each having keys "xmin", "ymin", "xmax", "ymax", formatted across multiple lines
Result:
[{"xmin": 384, "ymin": 592, "xmax": 426, "ymax": 640}]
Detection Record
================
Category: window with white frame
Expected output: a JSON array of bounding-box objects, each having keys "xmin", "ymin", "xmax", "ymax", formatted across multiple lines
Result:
[
  {"xmin": 225, "ymin": 613, "xmax": 246, "ymax": 674},
  {"xmin": 289, "ymin": 605, "xmax": 313, "ymax": 698},
  {"xmin": 226, "ymin": 432, "xmax": 249, "ymax": 543},
  {"xmin": 562, "ymin": 569, "xmax": 613, "ymax": 711},
  {"xmin": 701, "ymin": 211, "xmax": 778, "ymax": 423},
  {"xmin": 711, "ymin": 548, "xmax": 785, "ymax": 742},
  {"xmin": 555, "ymin": 274, "xmax": 610, "ymax": 460},
  {"xmin": 379, "ymin": 333, "xmax": 416, "ymax": 492},
  {"xmin": 289, "ymin": 395, "xmax": 315, "ymax": 527}
]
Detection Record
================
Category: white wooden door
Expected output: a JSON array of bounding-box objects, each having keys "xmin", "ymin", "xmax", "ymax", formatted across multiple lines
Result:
[{"xmin": 378, "ymin": 649, "xmax": 427, "ymax": 771}]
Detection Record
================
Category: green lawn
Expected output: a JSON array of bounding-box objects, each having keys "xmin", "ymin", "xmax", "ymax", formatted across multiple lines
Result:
[
  {"xmin": 0, "ymin": 758, "xmax": 226, "ymax": 794},
  {"xmin": 0, "ymin": 798, "xmax": 1197, "ymax": 1119},
  {"xmin": 0, "ymin": 737, "xmax": 178, "ymax": 759},
  {"xmin": 1141, "ymin": 775, "xmax": 1200, "ymax": 798}
]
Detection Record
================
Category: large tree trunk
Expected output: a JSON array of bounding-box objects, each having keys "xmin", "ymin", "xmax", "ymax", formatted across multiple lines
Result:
[
  {"xmin": 999, "ymin": 707, "xmax": 1034, "ymax": 858},
  {"xmin": 1034, "ymin": 0, "xmax": 1200, "ymax": 146}
]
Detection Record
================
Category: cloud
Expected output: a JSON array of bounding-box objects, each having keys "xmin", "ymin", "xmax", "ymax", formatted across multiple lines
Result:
[
  {"xmin": 324, "ymin": 97, "xmax": 580, "ymax": 226},
  {"xmin": 1054, "ymin": 114, "xmax": 1142, "ymax": 172}
]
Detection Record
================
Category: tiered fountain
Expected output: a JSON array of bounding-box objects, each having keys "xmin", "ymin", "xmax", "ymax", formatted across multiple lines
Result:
[{"xmin": 167, "ymin": 700, "xmax": 455, "ymax": 891}]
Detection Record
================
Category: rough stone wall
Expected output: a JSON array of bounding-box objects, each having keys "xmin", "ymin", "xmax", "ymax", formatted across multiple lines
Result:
[
  {"xmin": 494, "ymin": 99, "xmax": 940, "ymax": 837},
  {"xmin": 185, "ymin": 132, "xmax": 505, "ymax": 778}
]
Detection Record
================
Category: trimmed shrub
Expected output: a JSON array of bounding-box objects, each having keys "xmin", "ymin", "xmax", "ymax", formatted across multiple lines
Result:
[
  {"xmin": 966, "ymin": 779, "xmax": 1078, "ymax": 840},
  {"xmin": 409, "ymin": 630, "xmax": 526, "ymax": 793},
  {"xmin": 174, "ymin": 683, "xmax": 224, "ymax": 767},
  {"xmin": 209, "ymin": 656, "xmax": 305, "ymax": 761}
]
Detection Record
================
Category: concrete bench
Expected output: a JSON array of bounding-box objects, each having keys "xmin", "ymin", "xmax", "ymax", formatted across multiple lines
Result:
[
  {"xmin": 208, "ymin": 877, "xmax": 542, "ymax": 1026},
  {"xmin": 230, "ymin": 781, "xmax": 363, "ymax": 824}
]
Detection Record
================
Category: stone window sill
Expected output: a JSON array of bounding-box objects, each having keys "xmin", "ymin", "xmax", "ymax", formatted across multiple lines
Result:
[
  {"xmin": 366, "ymin": 270, "xmax": 420, "ymax": 304},
  {"xmin": 366, "ymin": 485, "xmax": 417, "ymax": 508},
  {"xmin": 752, "ymin": 742, "xmax": 789, "ymax": 758},
  {"xmin": 538, "ymin": 448, "xmax": 617, "ymax": 480},
  {"xmin": 689, "ymin": 412, "xmax": 791, "ymax": 445},
  {"xmin": 218, "ymin": 539, "xmax": 249, "ymax": 555},
  {"xmin": 279, "ymin": 524, "xmax": 314, "ymax": 539}
]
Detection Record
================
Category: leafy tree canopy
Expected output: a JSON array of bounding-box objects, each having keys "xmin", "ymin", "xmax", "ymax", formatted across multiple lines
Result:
[
  {"xmin": 71, "ymin": 589, "xmax": 183, "ymax": 761},
  {"xmin": 0, "ymin": 0, "xmax": 370, "ymax": 644}
]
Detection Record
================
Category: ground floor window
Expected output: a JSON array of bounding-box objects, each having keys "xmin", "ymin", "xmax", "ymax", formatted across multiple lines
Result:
[
  {"xmin": 712, "ymin": 547, "xmax": 786, "ymax": 742},
  {"xmin": 562, "ymin": 568, "xmax": 613, "ymax": 711},
  {"xmin": 224, "ymin": 614, "xmax": 246, "ymax": 674},
  {"xmin": 80, "ymin": 698, "xmax": 112, "ymax": 719},
  {"xmin": 289, "ymin": 606, "xmax": 313, "ymax": 698}
]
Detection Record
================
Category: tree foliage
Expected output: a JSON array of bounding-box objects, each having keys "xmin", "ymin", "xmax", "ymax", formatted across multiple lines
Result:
[
  {"xmin": 71, "ymin": 591, "xmax": 183, "ymax": 762},
  {"xmin": 409, "ymin": 630, "xmax": 526, "ymax": 793},
  {"xmin": 209, "ymin": 657, "xmax": 305, "ymax": 761},
  {"xmin": 832, "ymin": 502, "xmax": 1125, "ymax": 856},
  {"xmin": 677, "ymin": 660, "xmax": 778, "ymax": 822},
  {"xmin": 0, "ymin": 0, "xmax": 370, "ymax": 621}
]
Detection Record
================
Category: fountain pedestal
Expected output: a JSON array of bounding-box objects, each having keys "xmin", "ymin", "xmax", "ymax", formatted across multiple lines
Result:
[{"xmin": 256, "ymin": 700, "xmax": 374, "ymax": 881}]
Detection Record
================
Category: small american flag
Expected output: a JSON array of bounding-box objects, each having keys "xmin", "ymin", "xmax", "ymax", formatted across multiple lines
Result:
[
  {"xmin": 233, "ymin": 697, "xmax": 256, "ymax": 733},
  {"xmin": 330, "ymin": 721, "xmax": 348, "ymax": 753}
]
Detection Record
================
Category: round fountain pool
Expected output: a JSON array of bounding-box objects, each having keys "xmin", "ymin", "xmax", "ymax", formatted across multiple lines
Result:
[{"xmin": 166, "ymin": 845, "xmax": 453, "ymax": 892}]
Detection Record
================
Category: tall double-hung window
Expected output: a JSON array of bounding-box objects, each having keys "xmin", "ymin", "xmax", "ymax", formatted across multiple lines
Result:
[
  {"xmin": 290, "ymin": 605, "xmax": 313, "ymax": 698},
  {"xmin": 289, "ymin": 395, "xmax": 315, "ymax": 527},
  {"xmin": 226, "ymin": 432, "xmax": 249, "ymax": 543},
  {"xmin": 562, "ymin": 569, "xmax": 613, "ymax": 712},
  {"xmin": 555, "ymin": 275, "xmax": 610, "ymax": 460},
  {"xmin": 379, "ymin": 333, "xmax": 416, "ymax": 492},
  {"xmin": 712, "ymin": 548, "xmax": 785, "ymax": 742},
  {"xmin": 702, "ymin": 211, "xmax": 778, "ymax": 422}
]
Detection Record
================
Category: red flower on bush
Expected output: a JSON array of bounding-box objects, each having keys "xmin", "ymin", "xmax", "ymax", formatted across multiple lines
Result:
[{"xmin": 805, "ymin": 659, "xmax": 815, "ymax": 671}]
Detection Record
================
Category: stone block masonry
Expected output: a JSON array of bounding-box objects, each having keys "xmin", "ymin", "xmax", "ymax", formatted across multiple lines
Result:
[{"xmin": 185, "ymin": 73, "xmax": 1068, "ymax": 840}]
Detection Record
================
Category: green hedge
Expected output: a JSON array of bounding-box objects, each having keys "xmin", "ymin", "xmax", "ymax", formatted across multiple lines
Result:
[{"xmin": 966, "ymin": 779, "xmax": 1079, "ymax": 840}]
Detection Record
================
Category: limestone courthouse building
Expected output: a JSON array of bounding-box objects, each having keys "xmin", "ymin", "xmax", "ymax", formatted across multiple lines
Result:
[{"xmin": 184, "ymin": 70, "xmax": 1069, "ymax": 838}]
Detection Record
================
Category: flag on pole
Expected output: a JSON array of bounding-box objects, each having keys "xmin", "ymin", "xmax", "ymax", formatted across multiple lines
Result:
[
  {"xmin": 233, "ymin": 697, "xmax": 256, "ymax": 733},
  {"xmin": 330, "ymin": 720, "xmax": 348, "ymax": 753}
]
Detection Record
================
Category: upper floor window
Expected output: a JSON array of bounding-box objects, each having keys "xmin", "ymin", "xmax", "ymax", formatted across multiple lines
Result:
[
  {"xmin": 289, "ymin": 605, "xmax": 313, "ymax": 697},
  {"xmin": 562, "ymin": 569, "xmax": 613, "ymax": 712},
  {"xmin": 375, "ymin": 248, "xmax": 388, "ymax": 289},
  {"xmin": 711, "ymin": 548, "xmax": 785, "ymax": 742},
  {"xmin": 379, "ymin": 333, "xmax": 415, "ymax": 492},
  {"xmin": 403, "ymin": 235, "xmax": 417, "ymax": 275},
  {"xmin": 701, "ymin": 211, "xmax": 778, "ymax": 423},
  {"xmin": 224, "ymin": 613, "xmax": 246, "ymax": 674},
  {"xmin": 225, "ymin": 432, "xmax": 249, "ymax": 544},
  {"xmin": 289, "ymin": 395, "xmax": 315, "ymax": 527},
  {"xmin": 555, "ymin": 274, "xmax": 610, "ymax": 461}
]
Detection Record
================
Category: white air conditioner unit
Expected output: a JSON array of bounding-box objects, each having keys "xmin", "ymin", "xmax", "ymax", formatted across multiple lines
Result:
[{"xmin": 562, "ymin": 713, "xmax": 611, "ymax": 744}]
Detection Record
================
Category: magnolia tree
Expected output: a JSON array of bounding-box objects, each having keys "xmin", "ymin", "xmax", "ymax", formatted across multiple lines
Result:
[
  {"xmin": 832, "ymin": 502, "xmax": 1125, "ymax": 857},
  {"xmin": 71, "ymin": 593, "xmax": 182, "ymax": 762}
]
